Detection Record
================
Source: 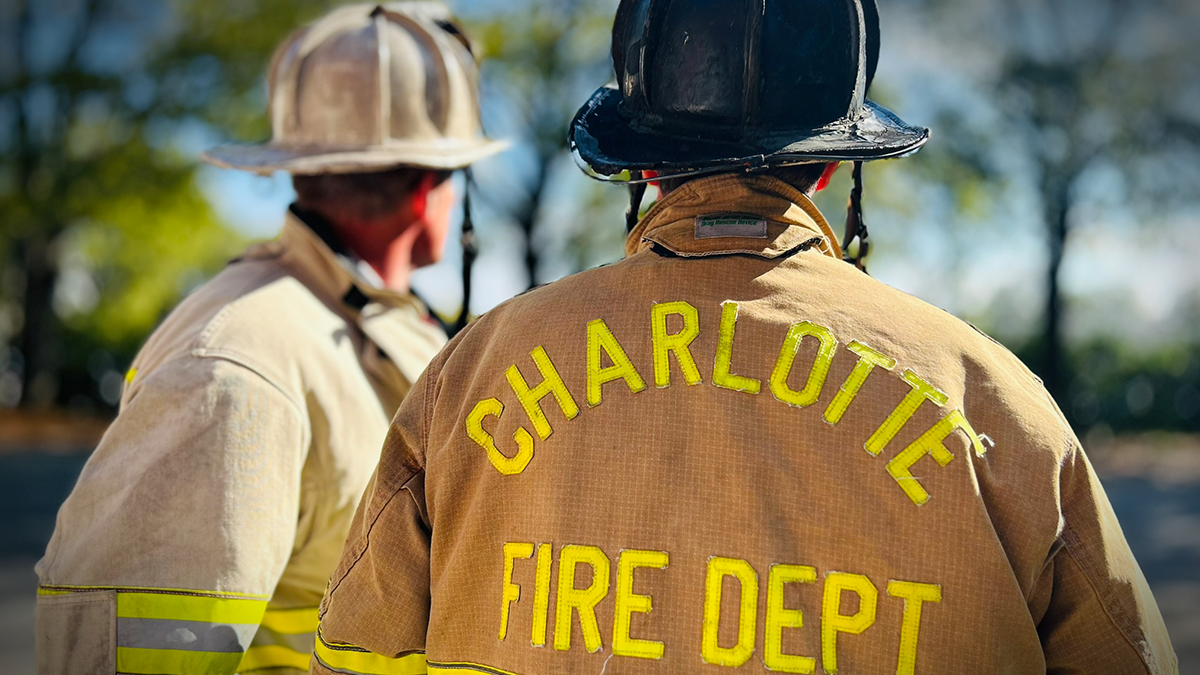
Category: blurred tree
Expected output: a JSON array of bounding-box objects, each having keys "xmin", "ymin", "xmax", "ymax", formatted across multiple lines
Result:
[
  {"xmin": 466, "ymin": 0, "xmax": 618, "ymax": 288},
  {"xmin": 0, "ymin": 0, "xmax": 621, "ymax": 411},
  {"xmin": 998, "ymin": 0, "xmax": 1200, "ymax": 406},
  {"xmin": 0, "ymin": 0, "xmax": 334, "ymax": 411},
  {"xmin": 898, "ymin": 0, "xmax": 1200, "ymax": 409},
  {"xmin": 6, "ymin": 0, "xmax": 1197, "ymax": 433}
]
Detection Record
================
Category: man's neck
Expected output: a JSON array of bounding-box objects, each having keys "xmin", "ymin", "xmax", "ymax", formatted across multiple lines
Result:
[
  {"xmin": 341, "ymin": 226, "xmax": 421, "ymax": 293},
  {"xmin": 291, "ymin": 205, "xmax": 418, "ymax": 293}
]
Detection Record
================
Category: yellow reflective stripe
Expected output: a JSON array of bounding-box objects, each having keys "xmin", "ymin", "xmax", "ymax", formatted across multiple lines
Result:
[
  {"xmin": 37, "ymin": 584, "xmax": 268, "ymax": 600},
  {"xmin": 117, "ymin": 592, "xmax": 267, "ymax": 625},
  {"xmin": 314, "ymin": 636, "xmax": 426, "ymax": 675},
  {"xmin": 238, "ymin": 644, "xmax": 311, "ymax": 672},
  {"xmin": 427, "ymin": 661, "xmax": 523, "ymax": 675},
  {"xmin": 116, "ymin": 646, "xmax": 243, "ymax": 675},
  {"xmin": 260, "ymin": 607, "xmax": 320, "ymax": 635}
]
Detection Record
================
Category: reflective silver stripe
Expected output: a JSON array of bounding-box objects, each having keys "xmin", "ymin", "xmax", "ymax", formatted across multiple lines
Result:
[{"xmin": 116, "ymin": 616, "xmax": 259, "ymax": 652}]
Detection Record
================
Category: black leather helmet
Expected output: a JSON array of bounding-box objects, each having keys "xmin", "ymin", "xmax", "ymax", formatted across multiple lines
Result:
[{"xmin": 570, "ymin": 0, "xmax": 929, "ymax": 182}]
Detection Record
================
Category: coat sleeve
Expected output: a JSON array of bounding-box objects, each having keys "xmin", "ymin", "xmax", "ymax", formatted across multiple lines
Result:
[
  {"xmin": 35, "ymin": 355, "xmax": 308, "ymax": 675},
  {"xmin": 1035, "ymin": 440, "xmax": 1178, "ymax": 675},
  {"xmin": 311, "ymin": 371, "xmax": 431, "ymax": 675}
]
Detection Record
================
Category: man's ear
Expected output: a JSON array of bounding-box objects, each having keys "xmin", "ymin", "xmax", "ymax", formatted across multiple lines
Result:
[
  {"xmin": 815, "ymin": 162, "xmax": 841, "ymax": 193},
  {"xmin": 408, "ymin": 172, "xmax": 438, "ymax": 221}
]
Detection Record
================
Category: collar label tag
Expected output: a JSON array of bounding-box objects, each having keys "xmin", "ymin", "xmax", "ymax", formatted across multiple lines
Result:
[{"xmin": 694, "ymin": 214, "xmax": 769, "ymax": 240}]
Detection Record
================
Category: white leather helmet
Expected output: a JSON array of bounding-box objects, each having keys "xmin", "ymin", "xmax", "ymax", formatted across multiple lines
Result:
[{"xmin": 203, "ymin": 2, "xmax": 506, "ymax": 175}]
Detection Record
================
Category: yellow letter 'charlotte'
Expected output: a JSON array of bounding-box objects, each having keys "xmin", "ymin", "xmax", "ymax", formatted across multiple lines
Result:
[
  {"xmin": 823, "ymin": 341, "xmax": 897, "ymax": 425},
  {"xmin": 887, "ymin": 409, "xmax": 986, "ymax": 505},
  {"xmin": 770, "ymin": 322, "xmax": 838, "ymax": 408},
  {"xmin": 586, "ymin": 319, "xmax": 647, "ymax": 407},
  {"xmin": 651, "ymin": 302, "xmax": 703, "ymax": 388},
  {"xmin": 864, "ymin": 370, "xmax": 948, "ymax": 456},
  {"xmin": 506, "ymin": 346, "xmax": 580, "ymax": 441},
  {"xmin": 713, "ymin": 301, "xmax": 762, "ymax": 394},
  {"xmin": 466, "ymin": 399, "xmax": 536, "ymax": 476}
]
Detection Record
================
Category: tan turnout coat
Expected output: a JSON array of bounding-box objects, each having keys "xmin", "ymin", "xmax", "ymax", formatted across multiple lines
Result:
[
  {"xmin": 313, "ymin": 174, "xmax": 1176, "ymax": 675},
  {"xmin": 35, "ymin": 213, "xmax": 446, "ymax": 675}
]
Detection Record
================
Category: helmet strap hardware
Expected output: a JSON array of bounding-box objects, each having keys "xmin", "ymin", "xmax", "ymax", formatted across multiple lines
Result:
[
  {"xmin": 626, "ymin": 171, "xmax": 648, "ymax": 233},
  {"xmin": 843, "ymin": 161, "xmax": 871, "ymax": 274},
  {"xmin": 455, "ymin": 169, "xmax": 477, "ymax": 335},
  {"xmin": 742, "ymin": 154, "xmax": 769, "ymax": 173}
]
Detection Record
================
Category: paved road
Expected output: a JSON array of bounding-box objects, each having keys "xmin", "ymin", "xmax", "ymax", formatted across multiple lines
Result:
[
  {"xmin": 1, "ymin": 452, "xmax": 1197, "ymax": 672},
  {"xmin": 1103, "ymin": 476, "xmax": 1200, "ymax": 671}
]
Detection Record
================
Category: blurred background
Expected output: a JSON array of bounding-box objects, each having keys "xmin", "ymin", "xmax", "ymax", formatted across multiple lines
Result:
[{"xmin": 1, "ymin": 0, "xmax": 1198, "ymax": 670}]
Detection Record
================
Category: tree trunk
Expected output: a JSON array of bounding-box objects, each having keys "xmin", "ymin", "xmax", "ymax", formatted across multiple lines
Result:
[
  {"xmin": 518, "ymin": 160, "xmax": 549, "ymax": 290},
  {"xmin": 1040, "ymin": 172, "xmax": 1072, "ymax": 412},
  {"xmin": 18, "ymin": 232, "xmax": 58, "ymax": 408},
  {"xmin": 12, "ymin": 0, "xmax": 59, "ymax": 408}
]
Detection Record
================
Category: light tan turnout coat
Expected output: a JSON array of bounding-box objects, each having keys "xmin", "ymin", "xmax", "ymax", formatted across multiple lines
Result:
[{"xmin": 36, "ymin": 214, "xmax": 445, "ymax": 675}]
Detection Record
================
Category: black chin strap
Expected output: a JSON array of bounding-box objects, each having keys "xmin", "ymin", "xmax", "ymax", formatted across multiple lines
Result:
[
  {"xmin": 626, "ymin": 171, "xmax": 647, "ymax": 233},
  {"xmin": 454, "ymin": 169, "xmax": 477, "ymax": 335},
  {"xmin": 843, "ymin": 161, "xmax": 871, "ymax": 273}
]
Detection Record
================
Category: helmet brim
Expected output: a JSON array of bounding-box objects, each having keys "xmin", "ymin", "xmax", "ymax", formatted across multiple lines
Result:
[
  {"xmin": 569, "ymin": 85, "xmax": 929, "ymax": 181},
  {"xmin": 201, "ymin": 137, "xmax": 509, "ymax": 176}
]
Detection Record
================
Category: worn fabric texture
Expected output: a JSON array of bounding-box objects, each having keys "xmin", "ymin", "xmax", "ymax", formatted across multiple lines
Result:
[
  {"xmin": 35, "ymin": 213, "xmax": 446, "ymax": 675},
  {"xmin": 314, "ymin": 174, "xmax": 1176, "ymax": 675}
]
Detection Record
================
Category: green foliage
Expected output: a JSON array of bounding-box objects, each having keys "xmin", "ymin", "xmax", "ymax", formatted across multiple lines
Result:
[
  {"xmin": 904, "ymin": 0, "xmax": 1200, "ymax": 401},
  {"xmin": 1018, "ymin": 339, "xmax": 1200, "ymax": 434},
  {"xmin": 0, "ymin": 0, "xmax": 336, "ymax": 409}
]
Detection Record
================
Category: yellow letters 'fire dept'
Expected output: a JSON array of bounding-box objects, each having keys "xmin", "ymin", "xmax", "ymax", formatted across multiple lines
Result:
[{"xmin": 498, "ymin": 542, "xmax": 941, "ymax": 675}]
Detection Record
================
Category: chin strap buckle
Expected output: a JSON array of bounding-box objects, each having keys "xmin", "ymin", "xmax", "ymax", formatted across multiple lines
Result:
[
  {"xmin": 843, "ymin": 161, "xmax": 871, "ymax": 274},
  {"xmin": 742, "ymin": 154, "xmax": 769, "ymax": 173}
]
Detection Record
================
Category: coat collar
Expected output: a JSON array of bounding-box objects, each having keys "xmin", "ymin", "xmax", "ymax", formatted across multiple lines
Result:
[
  {"xmin": 271, "ymin": 208, "xmax": 425, "ymax": 315},
  {"xmin": 236, "ymin": 210, "xmax": 447, "ymax": 385},
  {"xmin": 625, "ymin": 174, "xmax": 842, "ymax": 261}
]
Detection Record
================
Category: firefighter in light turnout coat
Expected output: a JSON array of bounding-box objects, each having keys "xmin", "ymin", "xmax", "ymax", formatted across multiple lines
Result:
[
  {"xmin": 312, "ymin": 1, "xmax": 1177, "ymax": 674},
  {"xmin": 35, "ymin": 4, "xmax": 504, "ymax": 674}
]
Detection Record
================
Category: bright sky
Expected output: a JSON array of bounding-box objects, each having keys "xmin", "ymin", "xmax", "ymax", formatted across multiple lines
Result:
[{"xmin": 197, "ymin": 0, "xmax": 1199, "ymax": 351}]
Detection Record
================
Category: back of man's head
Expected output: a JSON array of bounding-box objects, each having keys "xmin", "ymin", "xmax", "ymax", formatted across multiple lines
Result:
[
  {"xmin": 293, "ymin": 168, "xmax": 452, "ymax": 225},
  {"xmin": 658, "ymin": 163, "xmax": 829, "ymax": 197}
]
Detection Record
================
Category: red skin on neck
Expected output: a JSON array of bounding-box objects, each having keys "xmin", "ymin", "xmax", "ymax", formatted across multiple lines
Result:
[{"xmin": 330, "ymin": 174, "xmax": 456, "ymax": 292}]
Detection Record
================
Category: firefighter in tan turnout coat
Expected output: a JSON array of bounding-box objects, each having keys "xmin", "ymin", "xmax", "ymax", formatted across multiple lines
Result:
[
  {"xmin": 34, "ymin": 4, "xmax": 504, "ymax": 674},
  {"xmin": 313, "ymin": 0, "xmax": 1177, "ymax": 674}
]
